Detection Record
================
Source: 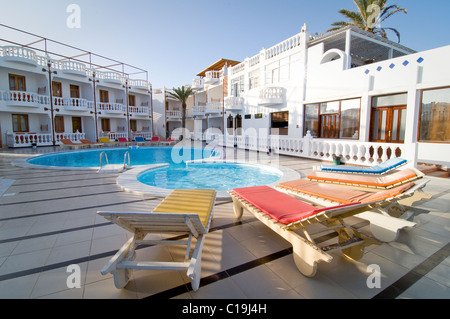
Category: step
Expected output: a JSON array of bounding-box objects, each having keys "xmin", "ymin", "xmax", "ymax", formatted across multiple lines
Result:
[
  {"xmin": 98, "ymin": 164, "xmax": 127, "ymax": 174},
  {"xmin": 426, "ymin": 170, "xmax": 450, "ymax": 178}
]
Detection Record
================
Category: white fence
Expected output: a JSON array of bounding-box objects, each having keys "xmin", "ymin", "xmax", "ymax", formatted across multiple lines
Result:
[
  {"xmin": 6, "ymin": 131, "xmax": 85, "ymax": 148},
  {"xmin": 212, "ymin": 131, "xmax": 406, "ymax": 166}
]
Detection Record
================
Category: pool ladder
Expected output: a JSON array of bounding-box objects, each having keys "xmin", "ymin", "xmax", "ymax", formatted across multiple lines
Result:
[{"xmin": 99, "ymin": 151, "xmax": 131, "ymax": 173}]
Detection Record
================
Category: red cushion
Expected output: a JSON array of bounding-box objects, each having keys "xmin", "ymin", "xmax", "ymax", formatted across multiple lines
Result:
[
  {"xmin": 231, "ymin": 186, "xmax": 316, "ymax": 224},
  {"xmin": 232, "ymin": 186, "xmax": 360, "ymax": 224}
]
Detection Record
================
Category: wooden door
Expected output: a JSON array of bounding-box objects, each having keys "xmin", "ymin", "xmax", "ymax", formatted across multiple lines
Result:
[{"xmin": 370, "ymin": 106, "xmax": 406, "ymax": 143}]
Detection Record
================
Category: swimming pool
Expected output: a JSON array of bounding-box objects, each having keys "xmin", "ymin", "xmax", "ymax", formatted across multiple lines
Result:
[
  {"xmin": 137, "ymin": 162, "xmax": 283, "ymax": 191},
  {"xmin": 26, "ymin": 146, "xmax": 217, "ymax": 168}
]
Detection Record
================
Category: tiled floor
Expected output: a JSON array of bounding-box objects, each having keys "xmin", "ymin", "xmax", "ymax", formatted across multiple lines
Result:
[{"xmin": 0, "ymin": 146, "xmax": 448, "ymax": 299}]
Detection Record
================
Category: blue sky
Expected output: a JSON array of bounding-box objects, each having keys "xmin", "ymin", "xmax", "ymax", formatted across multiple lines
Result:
[{"xmin": 1, "ymin": 0, "xmax": 449, "ymax": 89}]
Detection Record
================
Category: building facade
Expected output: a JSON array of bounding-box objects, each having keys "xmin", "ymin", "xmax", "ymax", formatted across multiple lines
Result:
[
  {"xmin": 198, "ymin": 24, "xmax": 449, "ymax": 168},
  {"xmin": 0, "ymin": 28, "xmax": 153, "ymax": 148}
]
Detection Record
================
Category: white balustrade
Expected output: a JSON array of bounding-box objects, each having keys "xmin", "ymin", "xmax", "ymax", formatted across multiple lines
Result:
[
  {"xmin": 259, "ymin": 87, "xmax": 284, "ymax": 105},
  {"xmin": 6, "ymin": 131, "xmax": 85, "ymax": 147},
  {"xmin": 166, "ymin": 110, "xmax": 181, "ymax": 118},
  {"xmin": 129, "ymin": 106, "xmax": 150, "ymax": 116},
  {"xmin": 214, "ymin": 131, "xmax": 405, "ymax": 166},
  {"xmin": 97, "ymin": 102, "xmax": 125, "ymax": 113},
  {"xmin": 0, "ymin": 46, "xmax": 37, "ymax": 64},
  {"xmin": 224, "ymin": 96, "xmax": 243, "ymax": 110},
  {"xmin": 0, "ymin": 90, "xmax": 50, "ymax": 107}
]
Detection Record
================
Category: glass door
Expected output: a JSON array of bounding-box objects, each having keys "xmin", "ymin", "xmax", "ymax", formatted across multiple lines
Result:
[{"xmin": 370, "ymin": 106, "xmax": 406, "ymax": 143}]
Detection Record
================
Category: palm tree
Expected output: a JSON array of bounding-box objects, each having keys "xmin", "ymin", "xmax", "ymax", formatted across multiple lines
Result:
[
  {"xmin": 167, "ymin": 85, "xmax": 194, "ymax": 140},
  {"xmin": 328, "ymin": 0, "xmax": 407, "ymax": 42}
]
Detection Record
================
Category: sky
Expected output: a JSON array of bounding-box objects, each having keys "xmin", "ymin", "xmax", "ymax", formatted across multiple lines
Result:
[{"xmin": 1, "ymin": 0, "xmax": 449, "ymax": 89}]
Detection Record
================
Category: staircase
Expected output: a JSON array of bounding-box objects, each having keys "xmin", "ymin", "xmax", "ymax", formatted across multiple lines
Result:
[{"xmin": 417, "ymin": 163, "xmax": 450, "ymax": 179}]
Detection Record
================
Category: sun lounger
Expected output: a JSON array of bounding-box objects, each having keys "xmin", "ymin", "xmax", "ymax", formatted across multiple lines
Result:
[
  {"xmin": 160, "ymin": 137, "xmax": 176, "ymax": 146},
  {"xmin": 320, "ymin": 157, "xmax": 407, "ymax": 174},
  {"xmin": 229, "ymin": 186, "xmax": 379, "ymax": 277},
  {"xmin": 98, "ymin": 189, "xmax": 216, "ymax": 291},
  {"xmin": 307, "ymin": 168, "xmax": 424, "ymax": 189},
  {"xmin": 134, "ymin": 136, "xmax": 146, "ymax": 144},
  {"xmin": 80, "ymin": 139, "xmax": 102, "ymax": 148},
  {"xmin": 117, "ymin": 137, "xmax": 133, "ymax": 146},
  {"xmin": 99, "ymin": 137, "xmax": 118, "ymax": 146},
  {"xmin": 276, "ymin": 179, "xmax": 430, "ymax": 241},
  {"xmin": 59, "ymin": 138, "xmax": 87, "ymax": 150},
  {"xmin": 149, "ymin": 136, "xmax": 160, "ymax": 146}
]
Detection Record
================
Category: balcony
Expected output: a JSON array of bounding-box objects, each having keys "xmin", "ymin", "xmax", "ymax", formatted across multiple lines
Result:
[
  {"xmin": 224, "ymin": 96, "xmax": 243, "ymax": 111},
  {"xmin": 97, "ymin": 71, "xmax": 125, "ymax": 85},
  {"xmin": 0, "ymin": 90, "xmax": 50, "ymax": 107},
  {"xmin": 205, "ymin": 101, "xmax": 222, "ymax": 114},
  {"xmin": 0, "ymin": 46, "xmax": 38, "ymax": 66},
  {"xmin": 129, "ymin": 79, "xmax": 151, "ymax": 91},
  {"xmin": 192, "ymin": 78, "xmax": 204, "ymax": 91},
  {"xmin": 166, "ymin": 110, "xmax": 181, "ymax": 119},
  {"xmin": 64, "ymin": 98, "xmax": 91, "ymax": 111},
  {"xmin": 204, "ymin": 71, "xmax": 221, "ymax": 85},
  {"xmin": 97, "ymin": 102, "xmax": 126, "ymax": 114},
  {"xmin": 129, "ymin": 106, "xmax": 150, "ymax": 117},
  {"xmin": 258, "ymin": 87, "xmax": 284, "ymax": 106},
  {"xmin": 51, "ymin": 60, "xmax": 88, "ymax": 77}
]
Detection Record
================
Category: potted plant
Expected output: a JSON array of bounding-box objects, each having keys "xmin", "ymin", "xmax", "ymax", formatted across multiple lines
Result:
[{"xmin": 333, "ymin": 154, "xmax": 342, "ymax": 165}]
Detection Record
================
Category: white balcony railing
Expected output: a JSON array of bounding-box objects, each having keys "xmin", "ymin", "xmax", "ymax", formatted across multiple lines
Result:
[
  {"xmin": 224, "ymin": 96, "xmax": 243, "ymax": 110},
  {"xmin": 258, "ymin": 87, "xmax": 284, "ymax": 106},
  {"xmin": 0, "ymin": 90, "xmax": 50, "ymax": 107},
  {"xmin": 192, "ymin": 78, "xmax": 204, "ymax": 90},
  {"xmin": 204, "ymin": 71, "xmax": 221, "ymax": 84},
  {"xmin": 6, "ymin": 131, "xmax": 85, "ymax": 148},
  {"xmin": 129, "ymin": 106, "xmax": 150, "ymax": 116},
  {"xmin": 166, "ymin": 110, "xmax": 181, "ymax": 118},
  {"xmin": 97, "ymin": 102, "xmax": 126, "ymax": 113},
  {"xmin": 215, "ymin": 132, "xmax": 406, "ymax": 166},
  {"xmin": 129, "ymin": 79, "xmax": 151, "ymax": 90},
  {"xmin": 0, "ymin": 46, "xmax": 37, "ymax": 65},
  {"xmin": 205, "ymin": 102, "xmax": 222, "ymax": 113}
]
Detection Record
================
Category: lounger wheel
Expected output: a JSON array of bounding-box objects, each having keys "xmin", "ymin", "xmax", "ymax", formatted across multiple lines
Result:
[
  {"xmin": 232, "ymin": 198, "xmax": 244, "ymax": 219},
  {"xmin": 112, "ymin": 268, "xmax": 131, "ymax": 289},
  {"xmin": 292, "ymin": 249, "xmax": 318, "ymax": 277}
]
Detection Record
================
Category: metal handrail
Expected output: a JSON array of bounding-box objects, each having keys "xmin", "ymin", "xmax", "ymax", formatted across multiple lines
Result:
[
  {"xmin": 100, "ymin": 151, "xmax": 109, "ymax": 168},
  {"xmin": 123, "ymin": 151, "xmax": 130, "ymax": 169}
]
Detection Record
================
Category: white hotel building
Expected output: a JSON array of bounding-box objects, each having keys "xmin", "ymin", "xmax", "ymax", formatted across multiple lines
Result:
[
  {"xmin": 177, "ymin": 24, "xmax": 449, "ymax": 168},
  {"xmin": 0, "ymin": 27, "xmax": 153, "ymax": 148}
]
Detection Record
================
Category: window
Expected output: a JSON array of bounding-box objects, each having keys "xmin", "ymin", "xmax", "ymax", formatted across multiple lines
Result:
[
  {"xmin": 52, "ymin": 82, "xmax": 62, "ymax": 97},
  {"xmin": 244, "ymin": 114, "xmax": 251, "ymax": 119},
  {"xmin": 9, "ymin": 74, "xmax": 26, "ymax": 91},
  {"xmin": 304, "ymin": 104, "xmax": 319, "ymax": 137},
  {"xmin": 99, "ymin": 90, "xmax": 109, "ymax": 103},
  {"xmin": 231, "ymin": 76, "xmax": 244, "ymax": 97},
  {"xmin": 101, "ymin": 118, "xmax": 110, "ymax": 132},
  {"xmin": 340, "ymin": 99, "xmax": 361, "ymax": 139},
  {"xmin": 271, "ymin": 111, "xmax": 289, "ymax": 135},
  {"xmin": 70, "ymin": 85, "xmax": 80, "ymax": 98},
  {"xmin": 130, "ymin": 119, "xmax": 137, "ymax": 132},
  {"xmin": 129, "ymin": 95, "xmax": 136, "ymax": 106},
  {"xmin": 12, "ymin": 114, "xmax": 29, "ymax": 132},
  {"xmin": 55, "ymin": 116, "xmax": 65, "ymax": 133},
  {"xmin": 304, "ymin": 98, "xmax": 361, "ymax": 139},
  {"xmin": 419, "ymin": 87, "xmax": 450, "ymax": 143},
  {"xmin": 255, "ymin": 113, "xmax": 263, "ymax": 119},
  {"xmin": 248, "ymin": 70, "xmax": 260, "ymax": 90}
]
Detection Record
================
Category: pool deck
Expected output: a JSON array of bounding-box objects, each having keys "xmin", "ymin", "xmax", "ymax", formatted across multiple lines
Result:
[{"xmin": 0, "ymin": 146, "xmax": 448, "ymax": 300}]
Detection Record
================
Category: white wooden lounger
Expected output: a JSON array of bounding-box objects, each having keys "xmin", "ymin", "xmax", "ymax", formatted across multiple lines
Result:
[
  {"xmin": 98, "ymin": 189, "xmax": 216, "ymax": 291},
  {"xmin": 229, "ymin": 186, "xmax": 380, "ymax": 277},
  {"xmin": 276, "ymin": 180, "xmax": 430, "ymax": 242}
]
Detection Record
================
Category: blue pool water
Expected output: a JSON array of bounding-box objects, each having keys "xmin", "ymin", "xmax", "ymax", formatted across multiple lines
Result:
[
  {"xmin": 137, "ymin": 163, "xmax": 283, "ymax": 191},
  {"xmin": 27, "ymin": 147, "xmax": 216, "ymax": 168},
  {"xmin": 28, "ymin": 147, "xmax": 282, "ymax": 191}
]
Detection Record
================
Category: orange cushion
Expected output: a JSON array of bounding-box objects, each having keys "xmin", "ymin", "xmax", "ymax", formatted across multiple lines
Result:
[{"xmin": 307, "ymin": 169, "xmax": 418, "ymax": 187}]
